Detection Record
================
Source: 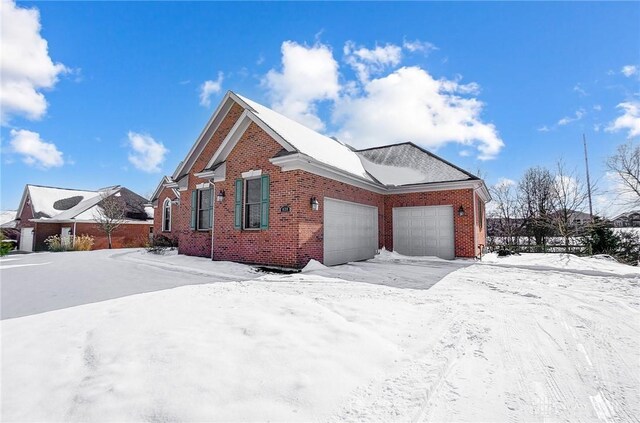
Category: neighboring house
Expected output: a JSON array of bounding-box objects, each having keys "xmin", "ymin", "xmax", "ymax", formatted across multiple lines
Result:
[
  {"xmin": 151, "ymin": 91, "xmax": 490, "ymax": 268},
  {"xmin": 612, "ymin": 210, "xmax": 640, "ymax": 228},
  {"xmin": 15, "ymin": 184, "xmax": 154, "ymax": 251},
  {"xmin": 0, "ymin": 210, "xmax": 19, "ymax": 245}
]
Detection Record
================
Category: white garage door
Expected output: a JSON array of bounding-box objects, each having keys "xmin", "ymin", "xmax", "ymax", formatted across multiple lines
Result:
[
  {"xmin": 393, "ymin": 205, "xmax": 455, "ymax": 259},
  {"xmin": 20, "ymin": 227, "xmax": 34, "ymax": 252},
  {"xmin": 324, "ymin": 198, "xmax": 378, "ymax": 266}
]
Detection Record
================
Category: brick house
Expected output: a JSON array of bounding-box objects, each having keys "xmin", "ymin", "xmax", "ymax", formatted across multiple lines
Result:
[
  {"xmin": 151, "ymin": 91, "xmax": 490, "ymax": 268},
  {"xmin": 16, "ymin": 184, "xmax": 153, "ymax": 251}
]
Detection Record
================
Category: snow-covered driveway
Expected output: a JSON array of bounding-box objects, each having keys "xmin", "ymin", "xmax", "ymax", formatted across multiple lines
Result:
[
  {"xmin": 1, "ymin": 251, "xmax": 638, "ymax": 422},
  {"xmin": 0, "ymin": 250, "xmax": 260, "ymax": 319}
]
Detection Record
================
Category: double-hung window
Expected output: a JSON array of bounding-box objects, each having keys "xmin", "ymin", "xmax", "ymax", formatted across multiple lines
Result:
[
  {"xmin": 244, "ymin": 178, "xmax": 262, "ymax": 229},
  {"xmin": 234, "ymin": 174, "xmax": 269, "ymax": 230},
  {"xmin": 191, "ymin": 188, "xmax": 213, "ymax": 231},
  {"xmin": 197, "ymin": 189, "xmax": 213, "ymax": 230},
  {"xmin": 162, "ymin": 198, "xmax": 171, "ymax": 231}
]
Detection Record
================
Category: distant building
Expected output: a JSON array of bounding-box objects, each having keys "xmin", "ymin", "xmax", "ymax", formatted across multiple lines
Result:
[
  {"xmin": 612, "ymin": 210, "xmax": 640, "ymax": 228},
  {"xmin": 15, "ymin": 184, "xmax": 154, "ymax": 251}
]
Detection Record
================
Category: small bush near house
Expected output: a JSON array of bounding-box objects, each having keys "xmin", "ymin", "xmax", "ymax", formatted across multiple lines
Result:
[
  {"xmin": 0, "ymin": 232, "xmax": 12, "ymax": 257},
  {"xmin": 73, "ymin": 234, "xmax": 94, "ymax": 251},
  {"xmin": 146, "ymin": 234, "xmax": 178, "ymax": 255},
  {"xmin": 45, "ymin": 235, "xmax": 69, "ymax": 252}
]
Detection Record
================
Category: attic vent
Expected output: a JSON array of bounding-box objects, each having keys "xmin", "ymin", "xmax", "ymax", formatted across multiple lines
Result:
[{"xmin": 53, "ymin": 196, "xmax": 84, "ymax": 210}]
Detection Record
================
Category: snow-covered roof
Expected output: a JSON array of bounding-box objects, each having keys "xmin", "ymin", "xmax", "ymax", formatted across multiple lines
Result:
[
  {"xmin": 19, "ymin": 184, "xmax": 152, "ymax": 223},
  {"xmin": 356, "ymin": 143, "xmax": 476, "ymax": 186},
  {"xmin": 0, "ymin": 210, "xmax": 17, "ymax": 226},
  {"xmin": 236, "ymin": 94, "xmax": 373, "ymax": 181},
  {"xmin": 24, "ymin": 185, "xmax": 102, "ymax": 219}
]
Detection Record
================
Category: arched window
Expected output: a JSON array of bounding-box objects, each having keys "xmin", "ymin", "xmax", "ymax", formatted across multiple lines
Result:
[{"xmin": 162, "ymin": 198, "xmax": 171, "ymax": 231}]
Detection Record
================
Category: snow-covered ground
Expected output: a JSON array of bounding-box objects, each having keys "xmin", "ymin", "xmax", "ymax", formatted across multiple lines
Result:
[{"xmin": 1, "ymin": 250, "xmax": 638, "ymax": 421}]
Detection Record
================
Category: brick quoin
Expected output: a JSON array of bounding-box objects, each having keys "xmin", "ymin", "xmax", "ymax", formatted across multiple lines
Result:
[{"xmin": 155, "ymin": 102, "xmax": 487, "ymax": 268}]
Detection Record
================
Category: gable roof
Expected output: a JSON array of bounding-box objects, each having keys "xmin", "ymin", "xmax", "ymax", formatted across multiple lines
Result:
[
  {"xmin": 356, "ymin": 142, "xmax": 478, "ymax": 186},
  {"xmin": 171, "ymin": 91, "xmax": 489, "ymax": 200},
  {"xmin": 18, "ymin": 184, "xmax": 152, "ymax": 223},
  {"xmin": 234, "ymin": 94, "xmax": 372, "ymax": 181},
  {"xmin": 150, "ymin": 176, "xmax": 180, "ymax": 202},
  {"xmin": 18, "ymin": 185, "xmax": 103, "ymax": 219}
]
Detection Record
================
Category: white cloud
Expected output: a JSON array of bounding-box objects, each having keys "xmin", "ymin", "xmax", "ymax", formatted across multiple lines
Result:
[
  {"xmin": 607, "ymin": 101, "xmax": 640, "ymax": 138},
  {"xmin": 344, "ymin": 41, "xmax": 402, "ymax": 83},
  {"xmin": 573, "ymin": 84, "xmax": 587, "ymax": 96},
  {"xmin": 402, "ymin": 39, "xmax": 438, "ymax": 55},
  {"xmin": 621, "ymin": 65, "xmax": 638, "ymax": 78},
  {"xmin": 459, "ymin": 150, "xmax": 471, "ymax": 157},
  {"xmin": 127, "ymin": 131, "xmax": 168, "ymax": 173},
  {"xmin": 495, "ymin": 177, "xmax": 516, "ymax": 188},
  {"xmin": 263, "ymin": 41, "xmax": 340, "ymax": 131},
  {"xmin": 333, "ymin": 66, "xmax": 504, "ymax": 160},
  {"xmin": 593, "ymin": 104, "xmax": 602, "ymax": 111},
  {"xmin": 199, "ymin": 72, "xmax": 224, "ymax": 107},
  {"xmin": 537, "ymin": 125, "xmax": 551, "ymax": 132},
  {"xmin": 593, "ymin": 171, "xmax": 639, "ymax": 218},
  {"xmin": 0, "ymin": 0, "xmax": 67, "ymax": 123},
  {"xmin": 557, "ymin": 109, "xmax": 585, "ymax": 126},
  {"xmin": 9, "ymin": 129, "xmax": 64, "ymax": 168}
]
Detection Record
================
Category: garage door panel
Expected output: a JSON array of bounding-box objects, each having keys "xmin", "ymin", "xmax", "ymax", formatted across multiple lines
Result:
[
  {"xmin": 393, "ymin": 206, "xmax": 454, "ymax": 259},
  {"xmin": 324, "ymin": 198, "xmax": 378, "ymax": 266}
]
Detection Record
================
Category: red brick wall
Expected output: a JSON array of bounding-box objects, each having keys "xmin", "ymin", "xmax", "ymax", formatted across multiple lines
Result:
[
  {"xmin": 213, "ymin": 121, "xmax": 301, "ymax": 267},
  {"xmin": 210, "ymin": 122, "xmax": 387, "ymax": 268},
  {"xmin": 33, "ymin": 222, "xmax": 151, "ymax": 251},
  {"xmin": 174, "ymin": 102, "xmax": 245, "ymax": 257},
  {"xmin": 295, "ymin": 171, "xmax": 385, "ymax": 268},
  {"xmin": 384, "ymin": 189, "xmax": 477, "ymax": 258},
  {"xmin": 15, "ymin": 195, "xmax": 35, "ymax": 249},
  {"xmin": 34, "ymin": 222, "xmax": 60, "ymax": 251},
  {"xmin": 153, "ymin": 186, "xmax": 179, "ymax": 243},
  {"xmin": 474, "ymin": 191, "xmax": 487, "ymax": 257},
  {"xmin": 75, "ymin": 223, "xmax": 151, "ymax": 250}
]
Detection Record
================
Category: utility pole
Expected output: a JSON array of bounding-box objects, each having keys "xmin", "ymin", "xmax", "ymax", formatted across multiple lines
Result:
[{"xmin": 583, "ymin": 133, "xmax": 594, "ymax": 222}]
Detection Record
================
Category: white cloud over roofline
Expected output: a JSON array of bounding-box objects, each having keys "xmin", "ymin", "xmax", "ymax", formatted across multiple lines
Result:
[
  {"xmin": 263, "ymin": 41, "xmax": 340, "ymax": 132},
  {"xmin": 262, "ymin": 40, "xmax": 505, "ymax": 161}
]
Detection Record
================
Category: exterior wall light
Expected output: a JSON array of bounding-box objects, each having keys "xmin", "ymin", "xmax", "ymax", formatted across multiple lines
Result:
[
  {"xmin": 216, "ymin": 190, "xmax": 225, "ymax": 202},
  {"xmin": 311, "ymin": 196, "xmax": 319, "ymax": 211},
  {"xmin": 458, "ymin": 205, "xmax": 465, "ymax": 216}
]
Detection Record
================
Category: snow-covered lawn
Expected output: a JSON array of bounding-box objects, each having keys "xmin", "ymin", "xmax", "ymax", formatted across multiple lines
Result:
[{"xmin": 1, "ymin": 250, "xmax": 638, "ymax": 422}]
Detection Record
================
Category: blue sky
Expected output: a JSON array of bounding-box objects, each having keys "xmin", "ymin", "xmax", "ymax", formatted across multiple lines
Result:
[{"xmin": 1, "ymin": 1, "xmax": 639, "ymax": 215}]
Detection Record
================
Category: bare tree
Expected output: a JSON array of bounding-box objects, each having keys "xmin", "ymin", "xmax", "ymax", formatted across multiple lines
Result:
[
  {"xmin": 489, "ymin": 180, "xmax": 522, "ymax": 246},
  {"xmin": 550, "ymin": 160, "xmax": 589, "ymax": 252},
  {"xmin": 606, "ymin": 141, "xmax": 640, "ymax": 203},
  {"xmin": 518, "ymin": 167, "xmax": 555, "ymax": 246},
  {"xmin": 95, "ymin": 192, "xmax": 126, "ymax": 249}
]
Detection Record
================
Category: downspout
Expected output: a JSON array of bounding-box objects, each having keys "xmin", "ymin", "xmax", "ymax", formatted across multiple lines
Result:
[
  {"xmin": 472, "ymin": 189, "xmax": 478, "ymax": 259},
  {"xmin": 210, "ymin": 181, "xmax": 218, "ymax": 260}
]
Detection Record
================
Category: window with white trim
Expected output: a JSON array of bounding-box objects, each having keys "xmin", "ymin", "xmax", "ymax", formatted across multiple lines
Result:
[
  {"xmin": 162, "ymin": 198, "xmax": 171, "ymax": 231},
  {"xmin": 197, "ymin": 189, "xmax": 213, "ymax": 230}
]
